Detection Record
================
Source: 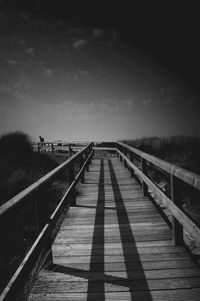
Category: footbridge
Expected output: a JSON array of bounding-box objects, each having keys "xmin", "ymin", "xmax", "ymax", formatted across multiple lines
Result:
[{"xmin": 0, "ymin": 142, "xmax": 200, "ymax": 300}]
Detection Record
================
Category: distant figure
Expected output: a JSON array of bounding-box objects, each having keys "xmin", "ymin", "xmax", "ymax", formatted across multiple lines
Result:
[{"xmin": 39, "ymin": 136, "xmax": 44, "ymax": 147}]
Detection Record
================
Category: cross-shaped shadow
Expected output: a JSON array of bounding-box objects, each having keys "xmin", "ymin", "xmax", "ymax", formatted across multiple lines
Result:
[{"xmin": 46, "ymin": 159, "xmax": 153, "ymax": 300}]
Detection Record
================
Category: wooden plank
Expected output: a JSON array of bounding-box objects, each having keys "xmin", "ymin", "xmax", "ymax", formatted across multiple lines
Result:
[
  {"xmin": 28, "ymin": 157, "xmax": 200, "ymax": 301},
  {"xmin": 28, "ymin": 289, "xmax": 200, "ymax": 301},
  {"xmin": 30, "ymin": 278, "xmax": 200, "ymax": 293},
  {"xmin": 52, "ymin": 259, "xmax": 195, "ymax": 272}
]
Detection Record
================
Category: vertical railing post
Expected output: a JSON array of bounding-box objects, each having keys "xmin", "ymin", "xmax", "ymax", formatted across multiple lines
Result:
[
  {"xmin": 88, "ymin": 143, "xmax": 93, "ymax": 165},
  {"xmin": 170, "ymin": 174, "xmax": 183, "ymax": 245},
  {"xmin": 115, "ymin": 143, "xmax": 119, "ymax": 158},
  {"xmin": 69, "ymin": 162, "xmax": 76, "ymax": 206},
  {"xmin": 86, "ymin": 148, "xmax": 90, "ymax": 172},
  {"xmin": 80, "ymin": 153, "xmax": 85, "ymax": 183},
  {"xmin": 119, "ymin": 145, "xmax": 122, "ymax": 162},
  {"xmin": 141, "ymin": 157, "xmax": 148, "ymax": 196},
  {"xmin": 91, "ymin": 143, "xmax": 94, "ymax": 159},
  {"xmin": 51, "ymin": 143, "xmax": 54, "ymax": 156},
  {"xmin": 69, "ymin": 143, "xmax": 72, "ymax": 157},
  {"xmin": 123, "ymin": 147, "xmax": 127, "ymax": 168},
  {"xmin": 130, "ymin": 151, "xmax": 135, "ymax": 177}
]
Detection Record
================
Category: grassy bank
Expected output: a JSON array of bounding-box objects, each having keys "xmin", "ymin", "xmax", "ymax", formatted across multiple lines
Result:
[
  {"xmin": 123, "ymin": 136, "xmax": 200, "ymax": 252},
  {"xmin": 0, "ymin": 132, "xmax": 68, "ymax": 293},
  {"xmin": 123, "ymin": 136, "xmax": 200, "ymax": 174}
]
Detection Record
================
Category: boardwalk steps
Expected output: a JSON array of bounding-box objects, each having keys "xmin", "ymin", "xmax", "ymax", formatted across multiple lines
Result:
[{"xmin": 28, "ymin": 158, "xmax": 200, "ymax": 301}]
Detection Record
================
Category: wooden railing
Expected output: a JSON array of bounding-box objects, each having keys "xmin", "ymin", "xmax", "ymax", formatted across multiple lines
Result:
[
  {"xmin": 0, "ymin": 143, "xmax": 93, "ymax": 301},
  {"xmin": 32, "ymin": 142, "xmax": 86, "ymax": 156},
  {"xmin": 1, "ymin": 141, "xmax": 200, "ymax": 300},
  {"xmin": 115, "ymin": 142, "xmax": 200, "ymax": 247}
]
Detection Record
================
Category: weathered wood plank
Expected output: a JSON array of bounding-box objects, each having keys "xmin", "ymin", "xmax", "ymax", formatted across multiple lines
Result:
[
  {"xmin": 29, "ymin": 289, "xmax": 200, "ymax": 301},
  {"xmin": 28, "ymin": 157, "xmax": 200, "ymax": 301},
  {"xmin": 31, "ymin": 277, "xmax": 200, "ymax": 293}
]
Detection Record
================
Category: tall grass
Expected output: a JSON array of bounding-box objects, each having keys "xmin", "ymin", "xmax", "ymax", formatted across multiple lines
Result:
[
  {"xmin": 0, "ymin": 132, "xmax": 68, "ymax": 294},
  {"xmin": 123, "ymin": 136, "xmax": 200, "ymax": 174},
  {"xmin": 0, "ymin": 132, "xmax": 59, "ymax": 205},
  {"xmin": 123, "ymin": 136, "xmax": 200, "ymax": 251}
]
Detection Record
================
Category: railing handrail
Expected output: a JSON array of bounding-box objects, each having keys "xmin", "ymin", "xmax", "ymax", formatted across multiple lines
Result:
[
  {"xmin": 0, "ymin": 143, "xmax": 93, "ymax": 219},
  {"xmin": 116, "ymin": 141, "xmax": 200, "ymax": 246},
  {"xmin": 117, "ymin": 141, "xmax": 200, "ymax": 190}
]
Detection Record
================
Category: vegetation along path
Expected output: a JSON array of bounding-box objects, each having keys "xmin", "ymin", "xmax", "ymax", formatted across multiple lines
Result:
[{"xmin": 29, "ymin": 157, "xmax": 200, "ymax": 301}]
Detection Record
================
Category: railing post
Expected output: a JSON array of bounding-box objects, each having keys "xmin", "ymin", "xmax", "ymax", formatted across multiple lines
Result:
[
  {"xmin": 80, "ymin": 153, "xmax": 85, "ymax": 183},
  {"xmin": 51, "ymin": 143, "xmax": 54, "ymax": 155},
  {"xmin": 86, "ymin": 149, "xmax": 90, "ymax": 172},
  {"xmin": 170, "ymin": 174, "xmax": 183, "ymax": 245},
  {"xmin": 91, "ymin": 143, "xmax": 94, "ymax": 160},
  {"xmin": 119, "ymin": 145, "xmax": 122, "ymax": 162},
  {"xmin": 130, "ymin": 152, "xmax": 135, "ymax": 177},
  {"xmin": 123, "ymin": 147, "xmax": 127, "ymax": 168},
  {"xmin": 69, "ymin": 143, "xmax": 72, "ymax": 157},
  {"xmin": 141, "ymin": 157, "xmax": 148, "ymax": 196},
  {"xmin": 88, "ymin": 144, "xmax": 93, "ymax": 165},
  {"xmin": 69, "ymin": 162, "xmax": 76, "ymax": 206}
]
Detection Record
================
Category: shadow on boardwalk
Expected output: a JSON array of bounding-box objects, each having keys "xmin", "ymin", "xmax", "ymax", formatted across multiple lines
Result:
[{"xmin": 46, "ymin": 159, "xmax": 153, "ymax": 300}]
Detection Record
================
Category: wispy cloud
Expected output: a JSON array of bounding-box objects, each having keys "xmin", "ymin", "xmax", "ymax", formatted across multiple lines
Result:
[
  {"xmin": 6, "ymin": 59, "xmax": 19, "ymax": 65},
  {"xmin": 44, "ymin": 68, "xmax": 53, "ymax": 77},
  {"xmin": 78, "ymin": 69, "xmax": 89, "ymax": 75},
  {"xmin": 73, "ymin": 39, "xmax": 87, "ymax": 49},
  {"xmin": 19, "ymin": 12, "xmax": 30, "ymax": 20},
  {"xmin": 26, "ymin": 47, "xmax": 35, "ymax": 55},
  {"xmin": 142, "ymin": 98, "xmax": 152, "ymax": 105},
  {"xmin": 67, "ymin": 27, "xmax": 82, "ymax": 35},
  {"xmin": 18, "ymin": 39, "xmax": 26, "ymax": 46},
  {"xmin": 93, "ymin": 29, "xmax": 104, "ymax": 38},
  {"xmin": 72, "ymin": 74, "xmax": 79, "ymax": 80},
  {"xmin": 110, "ymin": 28, "xmax": 120, "ymax": 40}
]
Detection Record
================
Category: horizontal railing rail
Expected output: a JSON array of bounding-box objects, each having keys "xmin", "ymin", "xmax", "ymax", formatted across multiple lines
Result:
[
  {"xmin": 0, "ymin": 143, "xmax": 94, "ymax": 301},
  {"xmin": 116, "ymin": 142, "xmax": 200, "ymax": 246},
  {"xmin": 32, "ymin": 142, "xmax": 87, "ymax": 156}
]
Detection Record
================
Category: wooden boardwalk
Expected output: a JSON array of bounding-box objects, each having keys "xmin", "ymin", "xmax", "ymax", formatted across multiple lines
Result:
[{"xmin": 29, "ymin": 157, "xmax": 200, "ymax": 301}]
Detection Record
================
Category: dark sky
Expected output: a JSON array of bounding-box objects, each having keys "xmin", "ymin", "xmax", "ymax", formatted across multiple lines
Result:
[
  {"xmin": 4, "ymin": 0, "xmax": 200, "ymax": 92},
  {"xmin": 0, "ymin": 1, "xmax": 200, "ymax": 141}
]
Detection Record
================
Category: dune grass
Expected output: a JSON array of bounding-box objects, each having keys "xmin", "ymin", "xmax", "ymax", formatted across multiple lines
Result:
[
  {"xmin": 123, "ymin": 136, "xmax": 200, "ymax": 252},
  {"xmin": 0, "ymin": 132, "xmax": 69, "ymax": 293},
  {"xmin": 123, "ymin": 135, "xmax": 200, "ymax": 174}
]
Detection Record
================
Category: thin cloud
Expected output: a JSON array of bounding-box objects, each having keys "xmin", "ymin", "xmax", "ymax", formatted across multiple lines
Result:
[
  {"xmin": 19, "ymin": 39, "xmax": 26, "ymax": 46},
  {"xmin": 0, "ymin": 84, "xmax": 11, "ymax": 94},
  {"xmin": 93, "ymin": 29, "xmax": 104, "ymax": 38},
  {"xmin": 19, "ymin": 12, "xmax": 30, "ymax": 20},
  {"xmin": 110, "ymin": 28, "xmax": 120, "ymax": 40},
  {"xmin": 78, "ymin": 69, "xmax": 89, "ymax": 75},
  {"xmin": 6, "ymin": 59, "xmax": 19, "ymax": 65},
  {"xmin": 73, "ymin": 39, "xmax": 87, "ymax": 49},
  {"xmin": 142, "ymin": 98, "xmax": 152, "ymax": 105},
  {"xmin": 72, "ymin": 74, "xmax": 79, "ymax": 80},
  {"xmin": 68, "ymin": 27, "xmax": 82, "ymax": 35},
  {"xmin": 44, "ymin": 68, "xmax": 53, "ymax": 77},
  {"xmin": 26, "ymin": 48, "xmax": 35, "ymax": 55}
]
